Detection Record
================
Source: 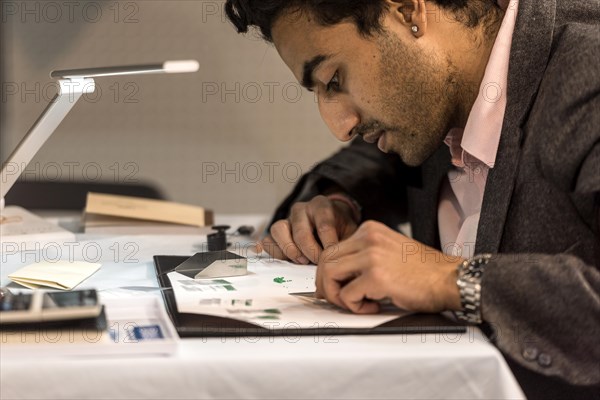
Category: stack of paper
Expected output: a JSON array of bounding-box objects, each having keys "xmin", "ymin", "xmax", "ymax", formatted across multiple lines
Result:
[
  {"xmin": 0, "ymin": 206, "xmax": 76, "ymax": 253},
  {"xmin": 8, "ymin": 261, "xmax": 101, "ymax": 290},
  {"xmin": 168, "ymin": 259, "xmax": 410, "ymax": 330},
  {"xmin": 0, "ymin": 298, "xmax": 179, "ymax": 358},
  {"xmin": 83, "ymin": 192, "xmax": 213, "ymax": 234}
]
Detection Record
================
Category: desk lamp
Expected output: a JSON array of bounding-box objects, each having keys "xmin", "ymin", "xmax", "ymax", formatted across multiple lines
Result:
[{"xmin": 0, "ymin": 61, "xmax": 199, "ymax": 252}]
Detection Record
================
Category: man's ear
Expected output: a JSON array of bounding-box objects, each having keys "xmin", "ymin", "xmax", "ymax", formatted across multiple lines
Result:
[{"xmin": 385, "ymin": 0, "xmax": 427, "ymax": 38}]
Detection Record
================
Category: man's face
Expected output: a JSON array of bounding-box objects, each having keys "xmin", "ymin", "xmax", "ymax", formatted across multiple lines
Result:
[{"xmin": 272, "ymin": 7, "xmax": 461, "ymax": 166}]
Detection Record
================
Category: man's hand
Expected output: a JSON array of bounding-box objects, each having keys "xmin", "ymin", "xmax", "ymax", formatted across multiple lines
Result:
[
  {"xmin": 316, "ymin": 220, "xmax": 463, "ymax": 314},
  {"xmin": 259, "ymin": 195, "xmax": 359, "ymax": 264}
]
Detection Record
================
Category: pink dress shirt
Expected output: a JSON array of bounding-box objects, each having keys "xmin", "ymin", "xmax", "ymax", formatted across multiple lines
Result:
[{"xmin": 437, "ymin": 0, "xmax": 519, "ymax": 259}]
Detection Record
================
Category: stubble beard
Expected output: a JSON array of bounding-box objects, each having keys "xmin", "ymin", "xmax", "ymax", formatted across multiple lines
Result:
[{"xmin": 376, "ymin": 31, "xmax": 460, "ymax": 166}]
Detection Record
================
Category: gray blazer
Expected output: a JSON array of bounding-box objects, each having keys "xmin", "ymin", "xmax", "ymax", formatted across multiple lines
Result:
[{"xmin": 271, "ymin": 0, "xmax": 600, "ymax": 397}]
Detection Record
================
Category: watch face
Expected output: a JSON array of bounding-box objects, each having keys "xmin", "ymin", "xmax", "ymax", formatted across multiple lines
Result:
[{"xmin": 466, "ymin": 264, "xmax": 481, "ymax": 276}]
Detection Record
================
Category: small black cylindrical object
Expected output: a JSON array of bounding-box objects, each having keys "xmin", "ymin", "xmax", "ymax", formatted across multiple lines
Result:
[
  {"xmin": 207, "ymin": 225, "xmax": 230, "ymax": 251},
  {"xmin": 236, "ymin": 225, "xmax": 255, "ymax": 236}
]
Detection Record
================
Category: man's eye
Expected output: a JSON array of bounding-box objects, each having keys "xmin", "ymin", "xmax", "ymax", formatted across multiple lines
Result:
[{"xmin": 326, "ymin": 71, "xmax": 340, "ymax": 93}]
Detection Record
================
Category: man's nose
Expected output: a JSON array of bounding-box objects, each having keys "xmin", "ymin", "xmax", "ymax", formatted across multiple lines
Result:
[{"xmin": 318, "ymin": 96, "xmax": 360, "ymax": 142}]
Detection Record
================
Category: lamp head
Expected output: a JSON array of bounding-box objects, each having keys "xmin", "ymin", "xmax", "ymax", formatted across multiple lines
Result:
[{"xmin": 50, "ymin": 60, "xmax": 199, "ymax": 79}]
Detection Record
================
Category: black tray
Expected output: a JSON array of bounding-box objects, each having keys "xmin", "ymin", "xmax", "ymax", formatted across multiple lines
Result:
[{"xmin": 154, "ymin": 255, "xmax": 466, "ymax": 338}]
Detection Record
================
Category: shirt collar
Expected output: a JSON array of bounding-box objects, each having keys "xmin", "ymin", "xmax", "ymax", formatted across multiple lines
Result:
[{"xmin": 454, "ymin": 0, "xmax": 519, "ymax": 168}]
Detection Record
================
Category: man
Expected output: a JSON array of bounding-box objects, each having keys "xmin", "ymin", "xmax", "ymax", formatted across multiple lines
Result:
[{"xmin": 225, "ymin": 0, "xmax": 599, "ymax": 397}]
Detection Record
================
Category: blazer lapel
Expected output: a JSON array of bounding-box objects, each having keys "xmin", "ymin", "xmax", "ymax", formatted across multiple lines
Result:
[
  {"xmin": 408, "ymin": 145, "xmax": 451, "ymax": 248},
  {"xmin": 476, "ymin": 0, "xmax": 557, "ymax": 253}
]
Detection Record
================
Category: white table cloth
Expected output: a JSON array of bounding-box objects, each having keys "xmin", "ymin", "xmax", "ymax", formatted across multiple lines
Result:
[{"xmin": 0, "ymin": 215, "xmax": 524, "ymax": 399}]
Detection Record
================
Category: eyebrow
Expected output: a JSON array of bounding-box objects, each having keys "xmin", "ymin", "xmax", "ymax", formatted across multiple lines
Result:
[{"xmin": 301, "ymin": 55, "xmax": 330, "ymax": 90}]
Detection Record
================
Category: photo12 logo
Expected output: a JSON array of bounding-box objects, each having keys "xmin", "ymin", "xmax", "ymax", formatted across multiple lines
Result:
[
  {"xmin": 1, "ymin": 161, "xmax": 139, "ymax": 184},
  {"xmin": 1, "ymin": 241, "xmax": 140, "ymax": 264},
  {"xmin": 201, "ymin": 161, "xmax": 304, "ymax": 184},
  {"xmin": 2, "ymin": 81, "xmax": 140, "ymax": 105},
  {"xmin": 1, "ymin": 1, "xmax": 139, "ymax": 24}
]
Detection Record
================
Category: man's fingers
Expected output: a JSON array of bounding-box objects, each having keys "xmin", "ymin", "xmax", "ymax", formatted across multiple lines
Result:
[
  {"xmin": 320, "ymin": 266, "xmax": 352, "ymax": 309},
  {"xmin": 249, "ymin": 240, "xmax": 264, "ymax": 255},
  {"xmin": 338, "ymin": 277, "xmax": 381, "ymax": 314},
  {"xmin": 317, "ymin": 252, "xmax": 368, "ymax": 307},
  {"xmin": 317, "ymin": 250, "xmax": 390, "ymax": 314},
  {"xmin": 259, "ymin": 235, "xmax": 287, "ymax": 260},
  {"xmin": 289, "ymin": 204, "xmax": 322, "ymax": 264},
  {"xmin": 270, "ymin": 219, "xmax": 309, "ymax": 264},
  {"xmin": 308, "ymin": 196, "xmax": 340, "ymax": 249},
  {"xmin": 316, "ymin": 222, "xmax": 389, "ymax": 301}
]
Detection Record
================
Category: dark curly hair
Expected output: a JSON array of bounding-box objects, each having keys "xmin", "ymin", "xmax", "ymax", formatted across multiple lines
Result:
[{"xmin": 224, "ymin": 0, "xmax": 499, "ymax": 42}]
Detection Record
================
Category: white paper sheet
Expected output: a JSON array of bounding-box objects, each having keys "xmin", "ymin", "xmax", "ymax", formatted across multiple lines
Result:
[{"xmin": 169, "ymin": 258, "xmax": 409, "ymax": 329}]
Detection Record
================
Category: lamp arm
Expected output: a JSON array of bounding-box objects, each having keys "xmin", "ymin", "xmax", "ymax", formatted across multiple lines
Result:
[{"xmin": 0, "ymin": 77, "xmax": 96, "ymax": 209}]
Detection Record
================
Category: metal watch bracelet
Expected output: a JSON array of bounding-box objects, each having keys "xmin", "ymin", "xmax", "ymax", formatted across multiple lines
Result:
[{"xmin": 455, "ymin": 254, "xmax": 493, "ymax": 324}]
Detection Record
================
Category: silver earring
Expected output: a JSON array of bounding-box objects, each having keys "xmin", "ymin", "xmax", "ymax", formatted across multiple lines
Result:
[{"xmin": 411, "ymin": 25, "xmax": 419, "ymax": 34}]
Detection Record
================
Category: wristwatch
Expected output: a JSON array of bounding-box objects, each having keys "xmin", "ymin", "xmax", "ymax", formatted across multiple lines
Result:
[{"xmin": 455, "ymin": 254, "xmax": 493, "ymax": 324}]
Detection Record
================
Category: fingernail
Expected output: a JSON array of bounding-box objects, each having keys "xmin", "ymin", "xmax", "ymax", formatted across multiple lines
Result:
[{"xmin": 297, "ymin": 256, "xmax": 310, "ymax": 264}]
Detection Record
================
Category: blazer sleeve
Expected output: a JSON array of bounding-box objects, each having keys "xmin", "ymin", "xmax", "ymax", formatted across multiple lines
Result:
[
  {"xmin": 269, "ymin": 138, "xmax": 420, "ymax": 229},
  {"xmin": 481, "ymin": 249, "xmax": 600, "ymax": 386}
]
